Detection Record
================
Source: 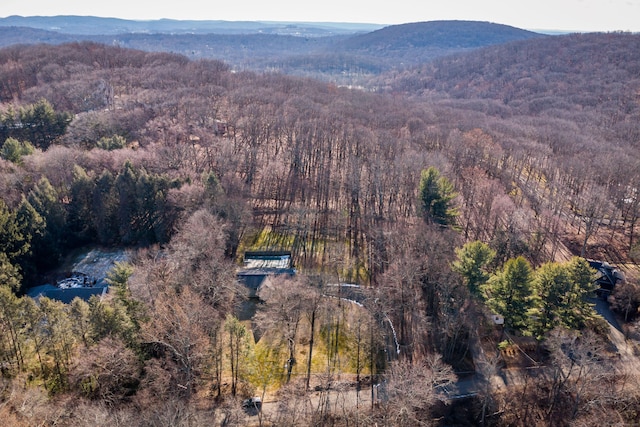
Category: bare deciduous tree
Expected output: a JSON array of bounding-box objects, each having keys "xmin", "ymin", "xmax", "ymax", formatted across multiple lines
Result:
[
  {"xmin": 255, "ymin": 275, "xmax": 310, "ymax": 383},
  {"xmin": 141, "ymin": 285, "xmax": 212, "ymax": 399},
  {"xmin": 378, "ymin": 354, "xmax": 456, "ymax": 427}
]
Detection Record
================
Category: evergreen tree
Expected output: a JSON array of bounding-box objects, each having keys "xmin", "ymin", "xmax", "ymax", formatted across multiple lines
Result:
[
  {"xmin": 532, "ymin": 259, "xmax": 598, "ymax": 335},
  {"xmin": 532, "ymin": 262, "xmax": 572, "ymax": 337},
  {"xmin": 105, "ymin": 261, "xmax": 143, "ymax": 340},
  {"xmin": 15, "ymin": 197, "xmax": 46, "ymax": 282},
  {"xmin": 38, "ymin": 297, "xmax": 75, "ymax": 392},
  {"xmin": 1, "ymin": 137, "xmax": 34, "ymax": 164},
  {"xmin": 69, "ymin": 297, "xmax": 92, "ymax": 348},
  {"xmin": 88, "ymin": 295, "xmax": 135, "ymax": 345},
  {"xmin": 484, "ymin": 256, "xmax": 534, "ymax": 331},
  {"xmin": 135, "ymin": 170, "xmax": 172, "ymax": 244},
  {"xmin": 96, "ymin": 134, "xmax": 126, "ymax": 151},
  {"xmin": 0, "ymin": 253, "xmax": 21, "ymax": 292},
  {"xmin": 452, "ymin": 241, "xmax": 496, "ymax": 297},
  {"xmin": 565, "ymin": 257, "xmax": 598, "ymax": 328},
  {"xmin": 0, "ymin": 285, "xmax": 26, "ymax": 372},
  {"xmin": 17, "ymin": 99, "xmax": 72, "ymax": 150},
  {"xmin": 93, "ymin": 170, "xmax": 118, "ymax": 245},
  {"xmin": 16, "ymin": 196, "xmax": 46, "ymax": 241},
  {"xmin": 115, "ymin": 161, "xmax": 139, "ymax": 244},
  {"xmin": 0, "ymin": 106, "xmax": 18, "ymax": 142},
  {"xmin": 0, "ymin": 199, "xmax": 28, "ymax": 260},
  {"xmin": 418, "ymin": 166, "xmax": 458, "ymax": 226},
  {"xmin": 27, "ymin": 177, "xmax": 67, "ymax": 270},
  {"xmin": 68, "ymin": 165, "xmax": 97, "ymax": 245},
  {"xmin": 115, "ymin": 161, "xmax": 175, "ymax": 245},
  {"xmin": 0, "ymin": 198, "xmax": 39, "ymax": 286},
  {"xmin": 1, "ymin": 100, "xmax": 71, "ymax": 150},
  {"xmin": 135, "ymin": 170, "xmax": 157, "ymax": 244},
  {"xmin": 203, "ymin": 170, "xmax": 223, "ymax": 204}
]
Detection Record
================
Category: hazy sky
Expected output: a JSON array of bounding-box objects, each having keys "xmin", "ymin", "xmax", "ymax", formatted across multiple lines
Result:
[{"xmin": 2, "ymin": 0, "xmax": 639, "ymax": 32}]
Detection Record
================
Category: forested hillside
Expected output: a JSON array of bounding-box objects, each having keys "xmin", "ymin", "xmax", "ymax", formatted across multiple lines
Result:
[
  {"xmin": 383, "ymin": 32, "xmax": 640, "ymax": 261},
  {"xmin": 0, "ymin": 19, "xmax": 541, "ymax": 85},
  {"xmin": 0, "ymin": 33, "xmax": 640, "ymax": 426}
]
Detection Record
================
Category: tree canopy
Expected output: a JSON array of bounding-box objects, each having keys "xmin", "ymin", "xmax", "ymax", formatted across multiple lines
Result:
[
  {"xmin": 452, "ymin": 240, "xmax": 496, "ymax": 297},
  {"xmin": 0, "ymin": 99, "xmax": 72, "ymax": 150},
  {"xmin": 483, "ymin": 256, "xmax": 534, "ymax": 331},
  {"xmin": 418, "ymin": 166, "xmax": 458, "ymax": 227}
]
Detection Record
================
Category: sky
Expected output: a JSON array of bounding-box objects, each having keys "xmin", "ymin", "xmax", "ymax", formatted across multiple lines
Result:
[{"xmin": 2, "ymin": 0, "xmax": 640, "ymax": 32}]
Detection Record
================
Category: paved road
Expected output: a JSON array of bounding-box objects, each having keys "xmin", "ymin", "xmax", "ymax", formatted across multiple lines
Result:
[
  {"xmin": 245, "ymin": 373, "xmax": 481, "ymax": 424},
  {"xmin": 252, "ymin": 386, "xmax": 376, "ymax": 423},
  {"xmin": 591, "ymin": 297, "xmax": 622, "ymax": 332}
]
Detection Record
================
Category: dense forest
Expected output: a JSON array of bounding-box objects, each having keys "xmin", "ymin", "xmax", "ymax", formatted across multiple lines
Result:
[{"xmin": 0, "ymin": 28, "xmax": 640, "ymax": 426}]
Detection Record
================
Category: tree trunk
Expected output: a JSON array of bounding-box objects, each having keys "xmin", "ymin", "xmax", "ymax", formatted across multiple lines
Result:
[{"xmin": 305, "ymin": 308, "xmax": 316, "ymax": 390}]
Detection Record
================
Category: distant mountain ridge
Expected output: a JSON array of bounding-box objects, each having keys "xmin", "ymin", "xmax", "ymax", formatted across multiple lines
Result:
[
  {"xmin": 0, "ymin": 15, "xmax": 382, "ymax": 36},
  {"xmin": 339, "ymin": 20, "xmax": 542, "ymax": 51},
  {"xmin": 0, "ymin": 26, "xmax": 78, "ymax": 45},
  {"xmin": 325, "ymin": 20, "xmax": 544, "ymax": 74},
  {"xmin": 0, "ymin": 17, "xmax": 545, "ymax": 85}
]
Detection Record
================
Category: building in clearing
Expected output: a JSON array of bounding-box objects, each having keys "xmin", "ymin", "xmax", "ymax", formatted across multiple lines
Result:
[
  {"xmin": 27, "ymin": 272, "xmax": 108, "ymax": 304},
  {"xmin": 236, "ymin": 251, "xmax": 295, "ymax": 298},
  {"xmin": 26, "ymin": 248, "xmax": 128, "ymax": 304},
  {"xmin": 588, "ymin": 260, "xmax": 625, "ymax": 298}
]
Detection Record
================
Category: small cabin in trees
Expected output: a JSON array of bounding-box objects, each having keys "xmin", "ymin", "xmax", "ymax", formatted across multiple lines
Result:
[
  {"xmin": 27, "ymin": 272, "xmax": 108, "ymax": 304},
  {"xmin": 242, "ymin": 251, "xmax": 292, "ymax": 269},
  {"xmin": 237, "ymin": 251, "xmax": 296, "ymax": 297},
  {"xmin": 588, "ymin": 260, "xmax": 625, "ymax": 298}
]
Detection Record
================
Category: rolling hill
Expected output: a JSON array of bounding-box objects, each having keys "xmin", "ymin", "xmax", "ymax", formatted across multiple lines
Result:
[
  {"xmin": 339, "ymin": 20, "xmax": 542, "ymax": 51},
  {"xmin": 0, "ymin": 17, "xmax": 544, "ymax": 83}
]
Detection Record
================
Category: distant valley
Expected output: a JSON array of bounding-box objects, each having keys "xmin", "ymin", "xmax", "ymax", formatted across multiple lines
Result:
[{"xmin": 0, "ymin": 16, "xmax": 543, "ymax": 85}]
